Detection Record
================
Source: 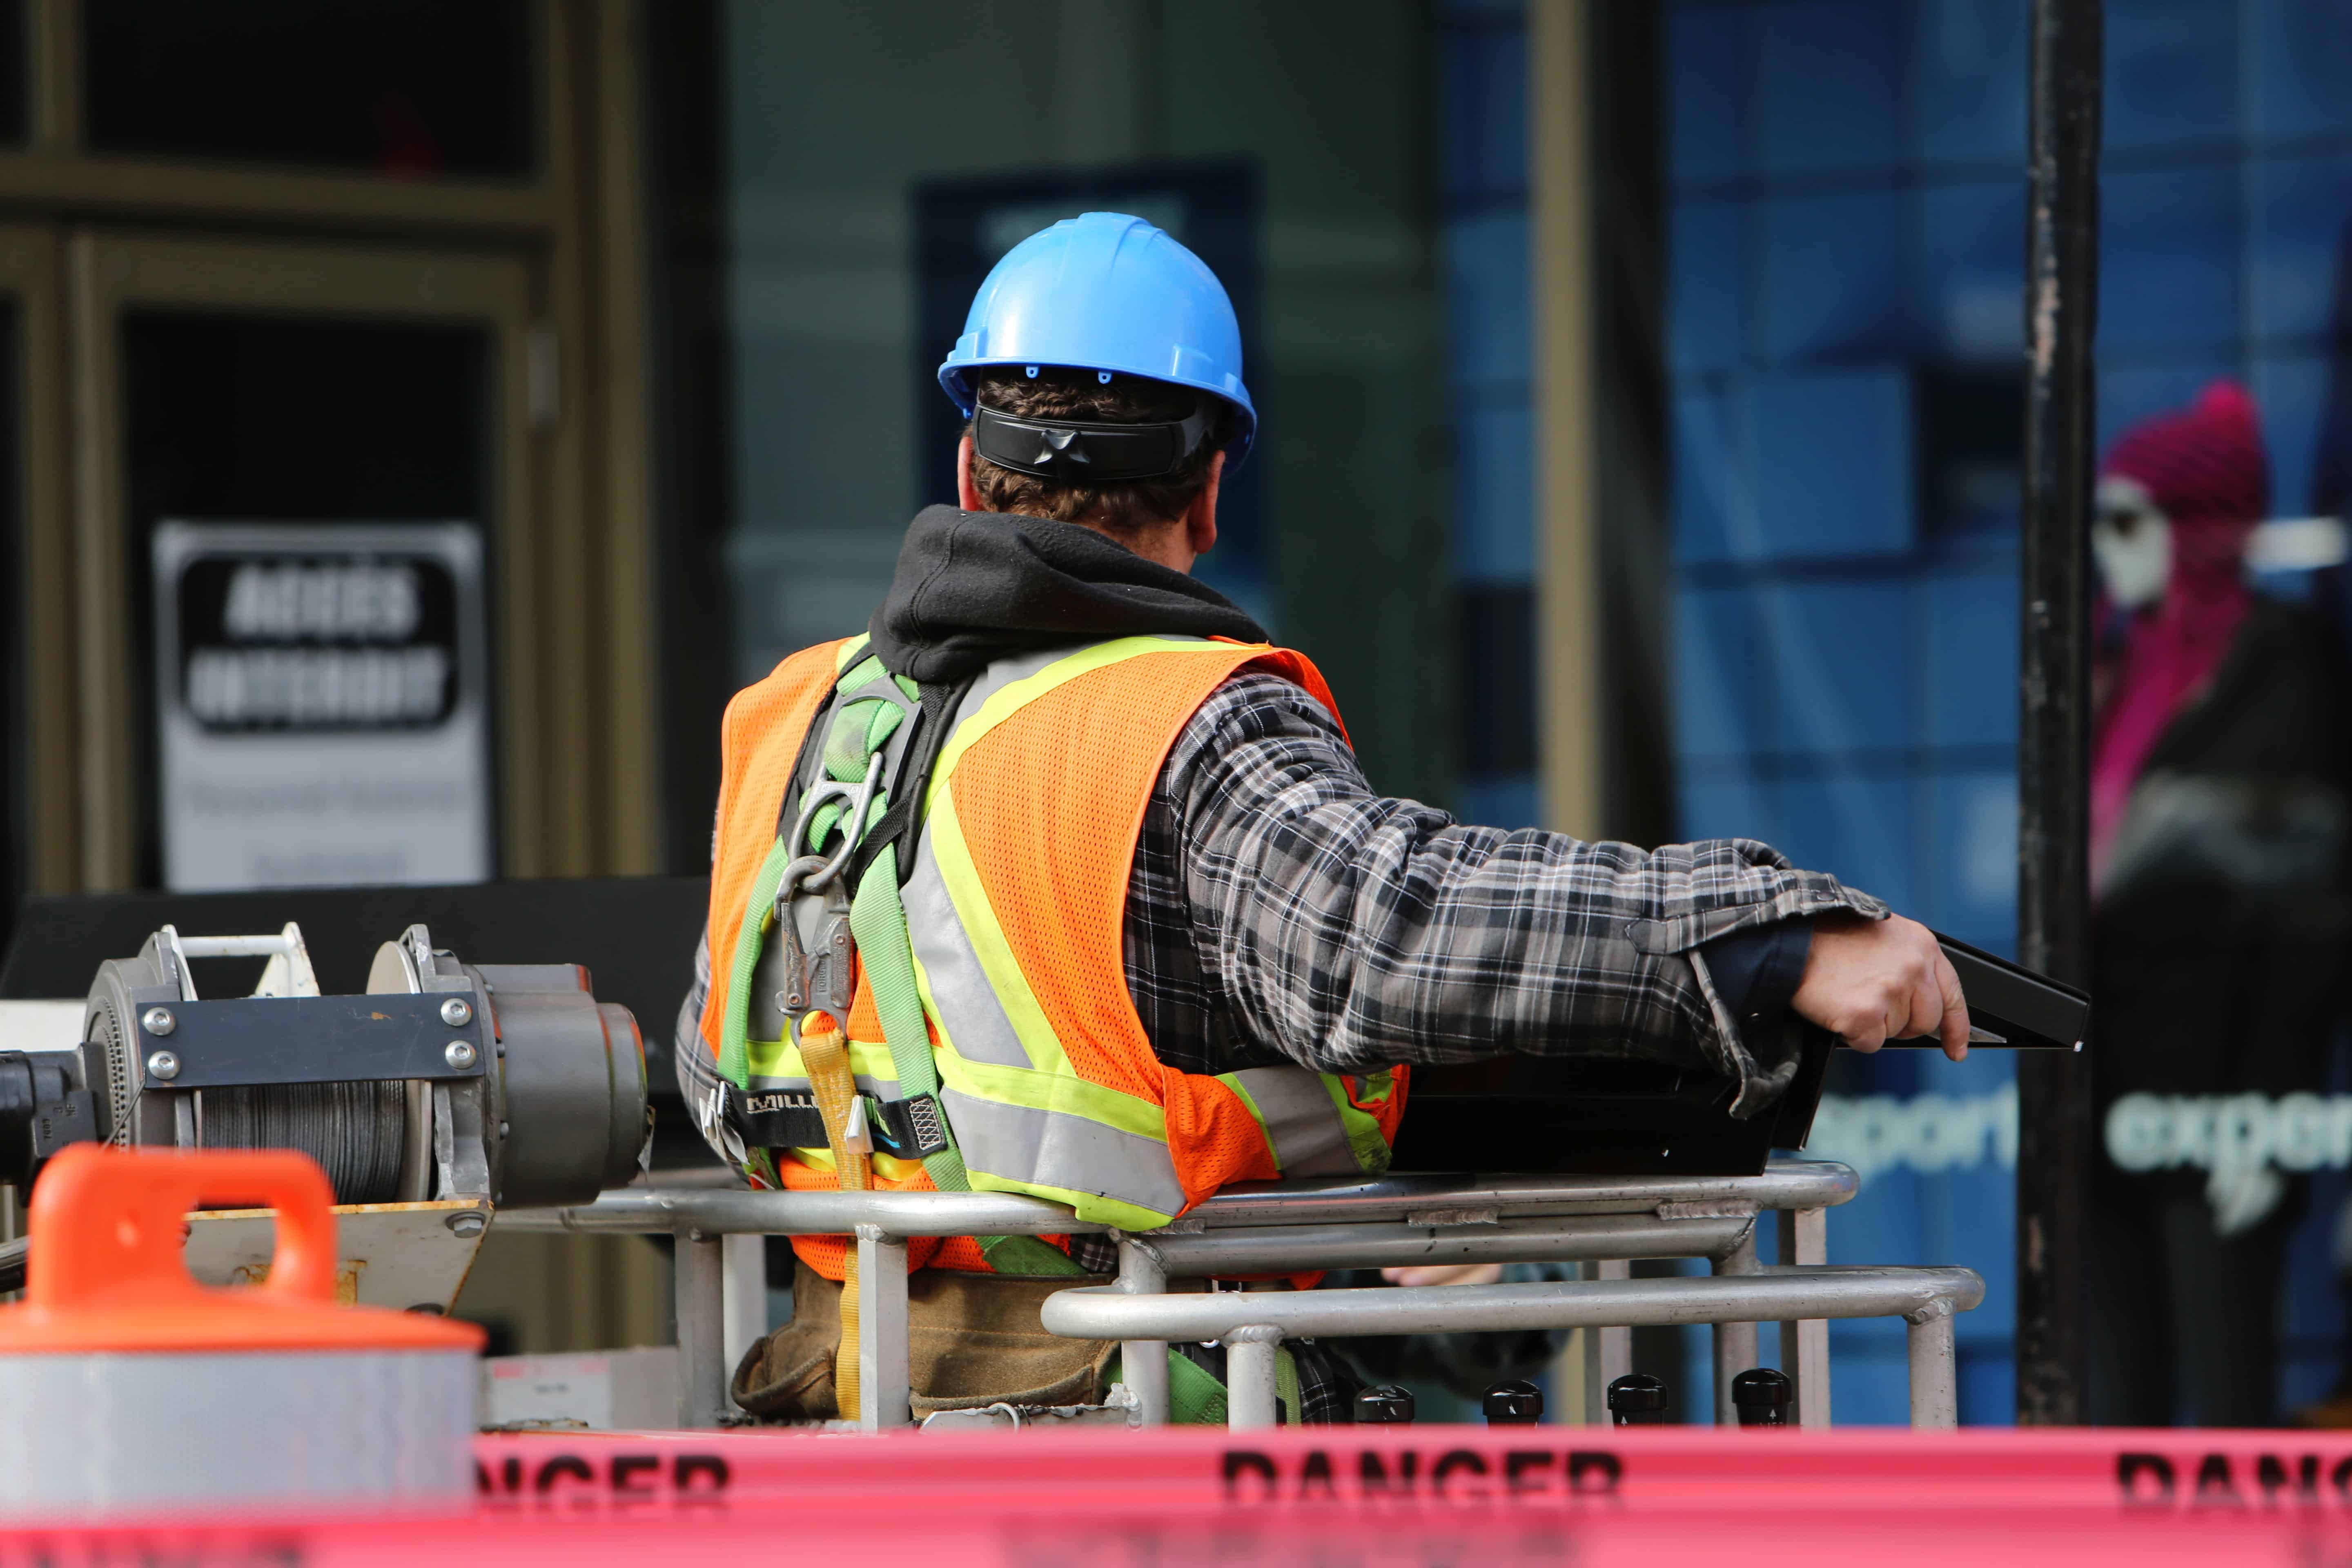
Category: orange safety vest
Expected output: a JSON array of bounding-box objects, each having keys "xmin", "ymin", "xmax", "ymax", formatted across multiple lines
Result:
[{"xmin": 697, "ymin": 634, "xmax": 1407, "ymax": 1280}]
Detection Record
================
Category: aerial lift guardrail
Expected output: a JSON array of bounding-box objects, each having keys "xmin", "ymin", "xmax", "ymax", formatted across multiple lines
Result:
[{"xmin": 502, "ymin": 1157, "xmax": 1984, "ymax": 1430}]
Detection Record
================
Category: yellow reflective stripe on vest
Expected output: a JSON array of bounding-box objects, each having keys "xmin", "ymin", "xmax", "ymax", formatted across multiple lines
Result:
[
  {"xmin": 1326, "ymin": 1073, "xmax": 1399, "ymax": 1176},
  {"xmin": 927, "ymin": 635, "xmax": 1244, "ymax": 791},
  {"xmin": 744, "ymin": 1034, "xmax": 902, "ymax": 1089}
]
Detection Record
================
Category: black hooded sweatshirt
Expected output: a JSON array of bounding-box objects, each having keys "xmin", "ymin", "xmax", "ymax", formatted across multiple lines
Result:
[{"xmin": 868, "ymin": 504, "xmax": 1264, "ymax": 683}]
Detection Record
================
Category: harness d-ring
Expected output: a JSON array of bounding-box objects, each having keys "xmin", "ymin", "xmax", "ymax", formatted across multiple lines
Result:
[{"xmin": 784, "ymin": 751, "xmax": 885, "ymax": 900}]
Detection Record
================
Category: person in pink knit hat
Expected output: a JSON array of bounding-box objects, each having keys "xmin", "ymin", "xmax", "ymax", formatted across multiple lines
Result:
[{"xmin": 2086, "ymin": 380, "xmax": 2352, "ymax": 1427}]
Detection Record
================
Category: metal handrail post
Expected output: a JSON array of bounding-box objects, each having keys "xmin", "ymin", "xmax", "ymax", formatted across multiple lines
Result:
[
  {"xmin": 721, "ymin": 1233, "xmax": 768, "ymax": 1375},
  {"xmin": 1583, "ymin": 1259, "xmax": 1633, "ymax": 1424},
  {"xmin": 1116, "ymin": 1236, "xmax": 1171, "ymax": 1427},
  {"xmin": 857, "ymin": 1225, "xmax": 912, "ymax": 1431},
  {"xmin": 1778, "ymin": 1206, "xmax": 1831, "ymax": 1426},
  {"xmin": 1711, "ymin": 1221, "xmax": 1761, "ymax": 1425},
  {"xmin": 1224, "ymin": 1325, "xmax": 1282, "ymax": 1430},
  {"xmin": 674, "ymin": 1228, "xmax": 728, "ymax": 1428},
  {"xmin": 1907, "ymin": 1301, "xmax": 1961, "ymax": 1428}
]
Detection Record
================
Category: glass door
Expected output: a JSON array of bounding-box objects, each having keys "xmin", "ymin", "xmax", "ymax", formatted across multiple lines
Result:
[{"xmin": 67, "ymin": 231, "xmax": 534, "ymax": 891}]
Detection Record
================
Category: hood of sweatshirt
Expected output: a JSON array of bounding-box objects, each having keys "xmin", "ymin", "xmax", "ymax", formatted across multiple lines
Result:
[{"xmin": 866, "ymin": 504, "xmax": 1267, "ymax": 684}]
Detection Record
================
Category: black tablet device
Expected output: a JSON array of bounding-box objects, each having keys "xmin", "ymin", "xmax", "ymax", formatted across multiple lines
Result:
[{"xmin": 1385, "ymin": 933, "xmax": 2087, "ymax": 1176}]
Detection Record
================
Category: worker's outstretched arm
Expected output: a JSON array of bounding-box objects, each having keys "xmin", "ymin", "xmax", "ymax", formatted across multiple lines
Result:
[{"xmin": 1169, "ymin": 670, "xmax": 1959, "ymax": 1110}]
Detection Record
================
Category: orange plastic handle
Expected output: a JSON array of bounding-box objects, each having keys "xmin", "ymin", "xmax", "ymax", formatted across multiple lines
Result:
[{"xmin": 25, "ymin": 1145, "xmax": 339, "ymax": 1310}]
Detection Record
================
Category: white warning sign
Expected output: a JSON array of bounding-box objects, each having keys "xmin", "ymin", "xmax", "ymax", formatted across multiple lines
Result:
[{"xmin": 153, "ymin": 521, "xmax": 493, "ymax": 891}]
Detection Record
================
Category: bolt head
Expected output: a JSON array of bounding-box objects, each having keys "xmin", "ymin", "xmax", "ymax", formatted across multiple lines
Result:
[
  {"xmin": 146, "ymin": 1049, "xmax": 180, "ymax": 1081},
  {"xmin": 140, "ymin": 1006, "xmax": 176, "ymax": 1037},
  {"xmin": 444, "ymin": 1039, "xmax": 479, "ymax": 1071},
  {"xmin": 445, "ymin": 1211, "xmax": 487, "ymax": 1237},
  {"xmin": 439, "ymin": 997, "xmax": 473, "ymax": 1027}
]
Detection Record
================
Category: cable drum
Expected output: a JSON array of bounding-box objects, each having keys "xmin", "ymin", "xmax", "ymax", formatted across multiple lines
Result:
[
  {"xmin": 6, "ymin": 923, "xmax": 654, "ymax": 1211},
  {"xmin": 80, "ymin": 936, "xmax": 414, "ymax": 1204},
  {"xmin": 196, "ymin": 1081, "xmax": 407, "ymax": 1205}
]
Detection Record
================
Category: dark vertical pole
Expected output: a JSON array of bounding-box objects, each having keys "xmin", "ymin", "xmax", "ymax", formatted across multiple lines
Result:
[{"xmin": 2016, "ymin": 0, "xmax": 2103, "ymax": 1427}]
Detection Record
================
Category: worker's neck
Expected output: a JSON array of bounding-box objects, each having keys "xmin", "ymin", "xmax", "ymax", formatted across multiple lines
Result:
[{"xmin": 1060, "ymin": 515, "xmax": 1195, "ymax": 575}]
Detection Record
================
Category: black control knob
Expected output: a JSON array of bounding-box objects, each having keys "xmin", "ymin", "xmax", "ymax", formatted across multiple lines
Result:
[
  {"xmin": 1482, "ymin": 1379, "xmax": 1544, "ymax": 1425},
  {"xmin": 1606, "ymin": 1372, "xmax": 1668, "ymax": 1426},
  {"xmin": 1354, "ymin": 1384, "xmax": 1416, "ymax": 1424},
  {"xmin": 1732, "ymin": 1367, "xmax": 1793, "ymax": 1428}
]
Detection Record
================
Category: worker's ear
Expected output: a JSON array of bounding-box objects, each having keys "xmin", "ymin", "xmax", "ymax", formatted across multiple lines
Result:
[
  {"xmin": 958, "ymin": 434, "xmax": 984, "ymax": 512},
  {"xmin": 1185, "ymin": 450, "xmax": 1223, "ymax": 558}
]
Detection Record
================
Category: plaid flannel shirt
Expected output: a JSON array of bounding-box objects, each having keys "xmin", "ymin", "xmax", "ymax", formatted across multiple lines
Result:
[{"xmin": 673, "ymin": 662, "xmax": 1883, "ymax": 1424}]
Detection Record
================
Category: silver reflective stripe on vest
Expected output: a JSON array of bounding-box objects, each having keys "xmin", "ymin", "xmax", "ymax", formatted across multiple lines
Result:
[
  {"xmin": 902, "ymin": 829, "xmax": 1030, "ymax": 1069},
  {"xmin": 948, "ymin": 643, "xmax": 1091, "ymax": 732},
  {"xmin": 940, "ymin": 1087, "xmax": 1189, "ymax": 1219},
  {"xmin": 1225, "ymin": 1067, "xmax": 1365, "ymax": 1177}
]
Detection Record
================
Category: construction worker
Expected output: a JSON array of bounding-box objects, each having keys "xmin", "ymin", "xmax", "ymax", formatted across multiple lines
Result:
[{"xmin": 676, "ymin": 212, "xmax": 1969, "ymax": 1424}]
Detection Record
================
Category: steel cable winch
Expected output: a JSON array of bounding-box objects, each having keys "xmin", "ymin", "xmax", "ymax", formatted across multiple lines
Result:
[{"xmin": 0, "ymin": 920, "xmax": 649, "ymax": 1210}]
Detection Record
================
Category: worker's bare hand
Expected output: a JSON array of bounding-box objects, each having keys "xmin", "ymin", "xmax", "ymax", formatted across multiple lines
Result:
[
  {"xmin": 1382, "ymin": 1264, "xmax": 1504, "ymax": 1288},
  {"xmin": 1789, "ymin": 913, "xmax": 1969, "ymax": 1061}
]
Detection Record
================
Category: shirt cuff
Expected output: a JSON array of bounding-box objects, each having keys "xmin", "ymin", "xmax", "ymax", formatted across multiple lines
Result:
[{"xmin": 1697, "ymin": 916, "xmax": 1815, "ymax": 1024}]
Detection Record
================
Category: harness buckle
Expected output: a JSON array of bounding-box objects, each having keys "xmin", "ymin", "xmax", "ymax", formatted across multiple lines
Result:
[
  {"xmin": 806, "ymin": 910, "xmax": 855, "ymax": 1018},
  {"xmin": 772, "ymin": 744, "xmax": 887, "ymax": 1047},
  {"xmin": 771, "ymin": 911, "xmax": 811, "ymax": 1016}
]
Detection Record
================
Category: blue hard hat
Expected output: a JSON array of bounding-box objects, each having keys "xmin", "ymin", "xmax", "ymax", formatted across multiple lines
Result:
[{"xmin": 938, "ymin": 212, "xmax": 1256, "ymax": 466}]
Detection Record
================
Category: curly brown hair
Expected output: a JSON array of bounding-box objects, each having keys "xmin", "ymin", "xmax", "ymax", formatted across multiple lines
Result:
[{"xmin": 965, "ymin": 366, "xmax": 1234, "ymax": 535}]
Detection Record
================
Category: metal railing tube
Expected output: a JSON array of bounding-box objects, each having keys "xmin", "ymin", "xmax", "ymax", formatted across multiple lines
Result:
[
  {"xmin": 1711, "ymin": 1223, "xmax": 1762, "ymax": 1425},
  {"xmin": 1137, "ymin": 1211, "xmax": 1755, "ymax": 1275},
  {"xmin": 1115, "ymin": 1237, "xmax": 1171, "ymax": 1428},
  {"xmin": 1778, "ymin": 1206, "xmax": 1833, "ymax": 1426},
  {"xmin": 673, "ymin": 1229, "xmax": 728, "ymax": 1428},
  {"xmin": 1185, "ymin": 1160, "xmax": 1858, "ymax": 1228},
  {"xmin": 1907, "ymin": 1301, "xmax": 1962, "ymax": 1429},
  {"xmin": 1223, "ymin": 1326, "xmax": 1283, "ymax": 1430},
  {"xmin": 497, "ymin": 1186, "xmax": 1108, "ymax": 1238},
  {"xmin": 857, "ymin": 1225, "xmax": 912, "ymax": 1431},
  {"xmin": 1039, "ymin": 1266, "xmax": 1984, "ymax": 1344},
  {"xmin": 1585, "ymin": 1260, "xmax": 1634, "ymax": 1423}
]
